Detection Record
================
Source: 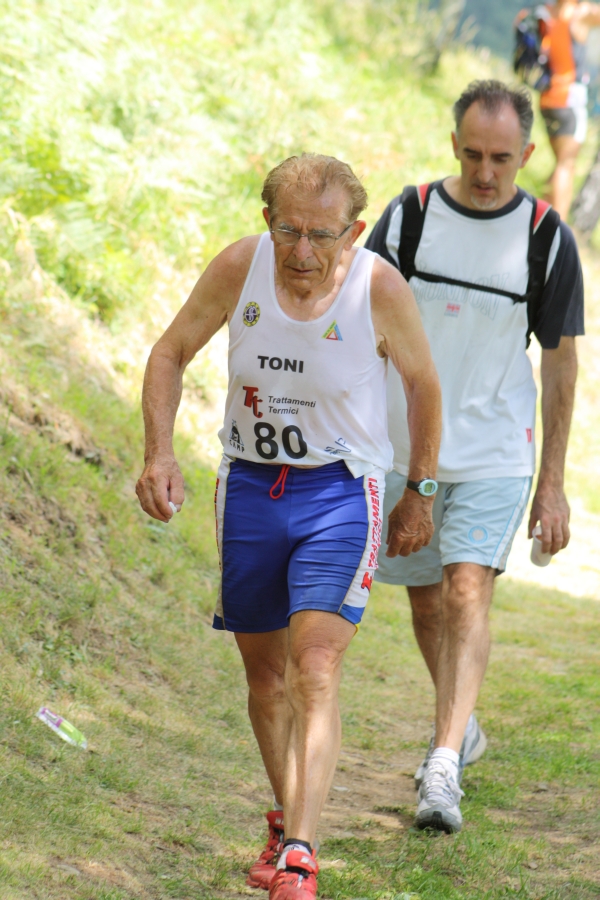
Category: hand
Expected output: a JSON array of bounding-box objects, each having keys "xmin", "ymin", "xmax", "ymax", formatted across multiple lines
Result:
[
  {"xmin": 385, "ymin": 489, "xmax": 435, "ymax": 557},
  {"xmin": 136, "ymin": 455, "xmax": 185, "ymax": 522},
  {"xmin": 528, "ymin": 482, "xmax": 570, "ymax": 555}
]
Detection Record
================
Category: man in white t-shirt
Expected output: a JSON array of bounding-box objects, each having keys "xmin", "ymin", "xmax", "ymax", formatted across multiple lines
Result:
[{"xmin": 366, "ymin": 80, "xmax": 583, "ymax": 833}]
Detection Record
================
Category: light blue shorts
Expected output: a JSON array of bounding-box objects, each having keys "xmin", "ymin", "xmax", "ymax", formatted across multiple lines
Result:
[{"xmin": 375, "ymin": 472, "xmax": 532, "ymax": 587}]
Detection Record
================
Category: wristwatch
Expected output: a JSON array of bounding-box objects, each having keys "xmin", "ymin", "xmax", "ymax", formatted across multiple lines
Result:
[{"xmin": 407, "ymin": 478, "xmax": 438, "ymax": 497}]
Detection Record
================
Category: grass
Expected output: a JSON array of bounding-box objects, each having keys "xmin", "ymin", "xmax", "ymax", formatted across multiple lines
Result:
[{"xmin": 1, "ymin": 280, "xmax": 599, "ymax": 899}]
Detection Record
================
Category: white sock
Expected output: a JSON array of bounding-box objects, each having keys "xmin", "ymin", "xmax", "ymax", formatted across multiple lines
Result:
[
  {"xmin": 273, "ymin": 797, "xmax": 283, "ymax": 811},
  {"xmin": 430, "ymin": 747, "xmax": 460, "ymax": 779},
  {"xmin": 276, "ymin": 841, "xmax": 311, "ymax": 870}
]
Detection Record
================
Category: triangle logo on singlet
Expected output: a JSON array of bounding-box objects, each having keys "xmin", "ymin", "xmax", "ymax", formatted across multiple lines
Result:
[{"xmin": 322, "ymin": 321, "xmax": 343, "ymax": 341}]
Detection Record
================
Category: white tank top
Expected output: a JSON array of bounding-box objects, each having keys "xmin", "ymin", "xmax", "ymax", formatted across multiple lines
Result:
[{"xmin": 218, "ymin": 232, "xmax": 393, "ymax": 474}]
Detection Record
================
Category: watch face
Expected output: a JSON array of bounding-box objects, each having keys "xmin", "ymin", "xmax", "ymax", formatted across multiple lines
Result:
[{"xmin": 421, "ymin": 479, "xmax": 438, "ymax": 496}]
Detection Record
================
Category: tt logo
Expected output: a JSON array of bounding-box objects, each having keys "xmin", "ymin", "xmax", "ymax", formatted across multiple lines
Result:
[{"xmin": 243, "ymin": 386, "xmax": 263, "ymax": 418}]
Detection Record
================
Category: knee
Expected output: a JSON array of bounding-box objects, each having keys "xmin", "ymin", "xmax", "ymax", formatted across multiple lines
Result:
[
  {"xmin": 556, "ymin": 154, "xmax": 578, "ymax": 171},
  {"xmin": 443, "ymin": 570, "xmax": 490, "ymax": 620},
  {"xmin": 286, "ymin": 644, "xmax": 342, "ymax": 707},
  {"xmin": 245, "ymin": 659, "xmax": 286, "ymax": 705},
  {"xmin": 409, "ymin": 587, "xmax": 442, "ymax": 631},
  {"xmin": 410, "ymin": 598, "xmax": 441, "ymax": 630}
]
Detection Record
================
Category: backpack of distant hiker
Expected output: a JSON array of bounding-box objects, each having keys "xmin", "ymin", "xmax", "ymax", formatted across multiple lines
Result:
[
  {"xmin": 513, "ymin": 6, "xmax": 552, "ymax": 92},
  {"xmin": 397, "ymin": 182, "xmax": 561, "ymax": 347}
]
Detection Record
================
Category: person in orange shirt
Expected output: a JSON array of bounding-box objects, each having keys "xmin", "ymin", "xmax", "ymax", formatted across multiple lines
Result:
[{"xmin": 539, "ymin": 1, "xmax": 600, "ymax": 219}]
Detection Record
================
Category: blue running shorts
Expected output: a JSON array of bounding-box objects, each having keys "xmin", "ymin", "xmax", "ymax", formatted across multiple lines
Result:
[
  {"xmin": 213, "ymin": 457, "xmax": 385, "ymax": 633},
  {"xmin": 376, "ymin": 472, "xmax": 532, "ymax": 587}
]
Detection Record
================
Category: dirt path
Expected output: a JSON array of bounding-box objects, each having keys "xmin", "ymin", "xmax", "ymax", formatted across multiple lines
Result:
[
  {"xmin": 216, "ymin": 736, "xmax": 599, "ymax": 898},
  {"xmin": 215, "ymin": 746, "xmax": 421, "ymax": 899}
]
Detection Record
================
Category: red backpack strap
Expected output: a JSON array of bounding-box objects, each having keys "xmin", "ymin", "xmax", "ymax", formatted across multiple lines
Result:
[
  {"xmin": 417, "ymin": 182, "xmax": 431, "ymax": 210},
  {"xmin": 526, "ymin": 197, "xmax": 561, "ymax": 345},
  {"xmin": 532, "ymin": 198, "xmax": 552, "ymax": 233}
]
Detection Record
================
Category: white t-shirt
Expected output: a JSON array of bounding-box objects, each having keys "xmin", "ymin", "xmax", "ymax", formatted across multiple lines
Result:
[{"xmin": 365, "ymin": 182, "xmax": 584, "ymax": 482}]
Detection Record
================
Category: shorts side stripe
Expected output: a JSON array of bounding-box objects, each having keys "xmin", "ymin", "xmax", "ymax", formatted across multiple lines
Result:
[
  {"xmin": 491, "ymin": 477, "xmax": 531, "ymax": 570},
  {"xmin": 213, "ymin": 455, "xmax": 232, "ymax": 628},
  {"xmin": 340, "ymin": 468, "xmax": 385, "ymax": 610}
]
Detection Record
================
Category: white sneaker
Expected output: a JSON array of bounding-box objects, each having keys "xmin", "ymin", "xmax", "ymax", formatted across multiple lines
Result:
[
  {"xmin": 415, "ymin": 760, "xmax": 464, "ymax": 833},
  {"xmin": 461, "ymin": 714, "xmax": 488, "ymax": 769},
  {"xmin": 414, "ymin": 714, "xmax": 487, "ymax": 788}
]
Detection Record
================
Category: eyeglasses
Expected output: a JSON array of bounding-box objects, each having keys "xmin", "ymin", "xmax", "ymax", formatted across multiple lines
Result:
[{"xmin": 270, "ymin": 223, "xmax": 353, "ymax": 250}]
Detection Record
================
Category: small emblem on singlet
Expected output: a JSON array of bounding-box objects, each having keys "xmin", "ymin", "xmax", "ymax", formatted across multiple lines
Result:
[
  {"xmin": 229, "ymin": 420, "xmax": 245, "ymax": 452},
  {"xmin": 243, "ymin": 302, "xmax": 261, "ymax": 326},
  {"xmin": 322, "ymin": 321, "xmax": 343, "ymax": 341},
  {"xmin": 325, "ymin": 437, "xmax": 352, "ymax": 455}
]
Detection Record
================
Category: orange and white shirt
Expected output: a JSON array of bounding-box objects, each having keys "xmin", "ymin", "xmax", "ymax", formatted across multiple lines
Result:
[{"xmin": 540, "ymin": 5, "xmax": 588, "ymax": 109}]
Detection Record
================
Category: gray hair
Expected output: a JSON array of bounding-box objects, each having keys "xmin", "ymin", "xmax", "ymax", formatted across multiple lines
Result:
[
  {"xmin": 262, "ymin": 153, "xmax": 368, "ymax": 224},
  {"xmin": 453, "ymin": 80, "xmax": 534, "ymax": 144}
]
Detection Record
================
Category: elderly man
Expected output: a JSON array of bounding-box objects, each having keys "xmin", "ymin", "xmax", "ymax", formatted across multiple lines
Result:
[
  {"xmin": 136, "ymin": 153, "xmax": 441, "ymax": 899},
  {"xmin": 366, "ymin": 81, "xmax": 583, "ymax": 834}
]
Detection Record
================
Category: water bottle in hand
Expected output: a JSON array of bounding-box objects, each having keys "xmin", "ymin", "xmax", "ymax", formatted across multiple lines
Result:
[{"xmin": 530, "ymin": 525, "xmax": 552, "ymax": 568}]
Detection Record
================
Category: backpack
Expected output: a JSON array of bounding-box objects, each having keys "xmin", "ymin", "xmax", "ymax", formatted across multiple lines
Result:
[
  {"xmin": 397, "ymin": 182, "xmax": 561, "ymax": 347},
  {"xmin": 513, "ymin": 6, "xmax": 552, "ymax": 92}
]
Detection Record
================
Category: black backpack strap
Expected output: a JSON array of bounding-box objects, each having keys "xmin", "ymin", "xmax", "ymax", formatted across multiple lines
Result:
[
  {"xmin": 410, "ymin": 270, "xmax": 523, "ymax": 303},
  {"xmin": 525, "ymin": 199, "xmax": 560, "ymax": 346},
  {"xmin": 398, "ymin": 186, "xmax": 558, "ymax": 347},
  {"xmin": 398, "ymin": 182, "xmax": 437, "ymax": 281},
  {"xmin": 364, "ymin": 194, "xmax": 402, "ymax": 266}
]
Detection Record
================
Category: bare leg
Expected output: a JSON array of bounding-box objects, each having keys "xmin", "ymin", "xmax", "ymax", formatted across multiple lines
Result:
[
  {"xmin": 235, "ymin": 628, "xmax": 290, "ymax": 804},
  {"xmin": 408, "ymin": 582, "xmax": 443, "ymax": 684},
  {"xmin": 434, "ymin": 563, "xmax": 495, "ymax": 752},
  {"xmin": 549, "ymin": 135, "xmax": 582, "ymax": 221},
  {"xmin": 283, "ymin": 610, "xmax": 355, "ymax": 843}
]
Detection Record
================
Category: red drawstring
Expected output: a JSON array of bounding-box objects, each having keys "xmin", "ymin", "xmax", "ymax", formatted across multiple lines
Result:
[{"xmin": 269, "ymin": 464, "xmax": 291, "ymax": 500}]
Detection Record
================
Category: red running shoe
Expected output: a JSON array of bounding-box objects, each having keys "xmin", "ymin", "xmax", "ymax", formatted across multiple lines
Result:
[
  {"xmin": 268, "ymin": 849, "xmax": 319, "ymax": 900},
  {"xmin": 246, "ymin": 810, "xmax": 285, "ymax": 890}
]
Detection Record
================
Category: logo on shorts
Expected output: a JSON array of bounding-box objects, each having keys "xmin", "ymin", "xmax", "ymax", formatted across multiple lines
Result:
[
  {"xmin": 361, "ymin": 571, "xmax": 373, "ymax": 592},
  {"xmin": 367, "ymin": 477, "xmax": 382, "ymax": 567},
  {"xmin": 322, "ymin": 321, "xmax": 343, "ymax": 341},
  {"xmin": 229, "ymin": 420, "xmax": 244, "ymax": 452},
  {"xmin": 243, "ymin": 302, "xmax": 260, "ymax": 326},
  {"xmin": 526, "ymin": 428, "xmax": 532, "ymax": 443},
  {"xmin": 468, "ymin": 526, "xmax": 488, "ymax": 545}
]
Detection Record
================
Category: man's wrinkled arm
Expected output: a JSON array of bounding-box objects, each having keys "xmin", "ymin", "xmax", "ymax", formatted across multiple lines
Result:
[
  {"xmin": 528, "ymin": 335, "xmax": 578, "ymax": 554},
  {"xmin": 371, "ymin": 258, "xmax": 442, "ymax": 558},
  {"xmin": 136, "ymin": 238, "xmax": 256, "ymax": 522}
]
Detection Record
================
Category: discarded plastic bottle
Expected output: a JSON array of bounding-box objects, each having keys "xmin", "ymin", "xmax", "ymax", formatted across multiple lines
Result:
[{"xmin": 36, "ymin": 707, "xmax": 88, "ymax": 749}]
